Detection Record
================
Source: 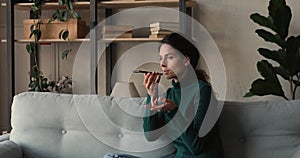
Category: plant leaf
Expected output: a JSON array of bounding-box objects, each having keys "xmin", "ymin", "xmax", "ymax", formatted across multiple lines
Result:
[
  {"xmin": 243, "ymin": 91, "xmax": 255, "ymax": 97},
  {"xmin": 268, "ymin": 0, "xmax": 291, "ymax": 39},
  {"xmin": 286, "ymin": 35, "xmax": 300, "ymax": 76},
  {"xmin": 30, "ymin": 65, "xmax": 39, "ymax": 78},
  {"xmin": 250, "ymin": 13, "xmax": 276, "ymax": 32},
  {"xmin": 67, "ymin": 0, "xmax": 73, "ymax": 10},
  {"xmin": 71, "ymin": 10, "xmax": 81, "ymax": 19},
  {"xmin": 26, "ymin": 44, "xmax": 34, "ymax": 55},
  {"xmin": 255, "ymin": 29, "xmax": 286, "ymax": 48},
  {"xmin": 30, "ymin": 24, "xmax": 35, "ymax": 32},
  {"xmin": 49, "ymin": 11, "xmax": 59, "ymax": 23},
  {"xmin": 62, "ymin": 30, "xmax": 69, "ymax": 40},
  {"xmin": 29, "ymin": 31, "xmax": 34, "ymax": 39},
  {"xmin": 60, "ymin": 10, "xmax": 68, "ymax": 22},
  {"xmin": 35, "ymin": 30, "xmax": 41, "ymax": 41},
  {"xmin": 273, "ymin": 5, "xmax": 291, "ymax": 39},
  {"xmin": 58, "ymin": 0, "xmax": 64, "ymax": 5},
  {"xmin": 248, "ymin": 60, "xmax": 287, "ymax": 99},
  {"xmin": 268, "ymin": 0, "xmax": 286, "ymax": 18},
  {"xmin": 274, "ymin": 66, "xmax": 289, "ymax": 80},
  {"xmin": 62, "ymin": 49, "xmax": 72, "ymax": 59},
  {"xmin": 258, "ymin": 48, "xmax": 287, "ymax": 67}
]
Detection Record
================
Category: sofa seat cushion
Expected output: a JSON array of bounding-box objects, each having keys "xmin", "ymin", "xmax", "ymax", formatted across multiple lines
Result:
[{"xmin": 0, "ymin": 140, "xmax": 22, "ymax": 158}]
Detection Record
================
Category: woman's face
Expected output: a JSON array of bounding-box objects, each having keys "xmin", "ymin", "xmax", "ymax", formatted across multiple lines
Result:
[{"xmin": 159, "ymin": 44, "xmax": 189, "ymax": 81}]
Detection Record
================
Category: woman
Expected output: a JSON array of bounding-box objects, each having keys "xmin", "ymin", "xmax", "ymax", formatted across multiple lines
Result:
[
  {"xmin": 143, "ymin": 33, "xmax": 223, "ymax": 158},
  {"xmin": 104, "ymin": 33, "xmax": 223, "ymax": 158}
]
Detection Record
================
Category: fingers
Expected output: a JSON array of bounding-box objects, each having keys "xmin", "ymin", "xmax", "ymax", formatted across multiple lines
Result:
[
  {"xmin": 143, "ymin": 71, "xmax": 161, "ymax": 90},
  {"xmin": 151, "ymin": 97, "xmax": 158, "ymax": 106},
  {"xmin": 144, "ymin": 104, "xmax": 164, "ymax": 111},
  {"xmin": 155, "ymin": 73, "xmax": 161, "ymax": 83}
]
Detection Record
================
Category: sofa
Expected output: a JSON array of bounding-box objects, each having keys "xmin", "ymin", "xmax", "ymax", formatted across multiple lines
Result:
[{"xmin": 0, "ymin": 92, "xmax": 300, "ymax": 158}]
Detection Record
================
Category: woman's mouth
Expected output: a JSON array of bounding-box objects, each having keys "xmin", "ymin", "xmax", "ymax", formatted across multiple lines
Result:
[{"xmin": 163, "ymin": 70, "xmax": 170, "ymax": 75}]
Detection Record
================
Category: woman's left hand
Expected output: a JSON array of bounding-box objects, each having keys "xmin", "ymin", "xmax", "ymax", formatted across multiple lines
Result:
[{"xmin": 145, "ymin": 98, "xmax": 177, "ymax": 112}]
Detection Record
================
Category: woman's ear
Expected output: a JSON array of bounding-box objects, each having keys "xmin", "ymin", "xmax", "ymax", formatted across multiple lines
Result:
[{"xmin": 184, "ymin": 56, "xmax": 191, "ymax": 67}]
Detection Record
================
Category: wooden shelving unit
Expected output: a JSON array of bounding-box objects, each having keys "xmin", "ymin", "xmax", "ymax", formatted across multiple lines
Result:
[
  {"xmin": 3, "ymin": 1, "xmax": 195, "ymax": 43},
  {"xmin": 5, "ymin": 0, "xmax": 195, "ymax": 131},
  {"xmin": 9, "ymin": 1, "xmax": 197, "ymax": 10},
  {"xmin": 2, "ymin": 38, "xmax": 163, "ymax": 43}
]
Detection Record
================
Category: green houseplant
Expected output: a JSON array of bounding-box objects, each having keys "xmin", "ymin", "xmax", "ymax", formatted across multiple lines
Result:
[
  {"xmin": 26, "ymin": 0, "xmax": 80, "ymax": 92},
  {"xmin": 244, "ymin": 0, "xmax": 300, "ymax": 100}
]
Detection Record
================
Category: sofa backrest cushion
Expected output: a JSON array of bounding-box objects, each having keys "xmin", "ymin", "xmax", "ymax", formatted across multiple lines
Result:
[
  {"xmin": 219, "ymin": 100, "xmax": 300, "ymax": 158},
  {"xmin": 10, "ymin": 92, "xmax": 175, "ymax": 158}
]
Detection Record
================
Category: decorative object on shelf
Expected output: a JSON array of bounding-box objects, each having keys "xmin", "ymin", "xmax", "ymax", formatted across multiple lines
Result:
[
  {"xmin": 101, "ymin": 25, "xmax": 133, "ymax": 38},
  {"xmin": 244, "ymin": 0, "xmax": 300, "ymax": 100},
  {"xmin": 110, "ymin": 82, "xmax": 140, "ymax": 97},
  {"xmin": 25, "ymin": 0, "xmax": 82, "ymax": 92},
  {"xmin": 23, "ymin": 19, "xmax": 88, "ymax": 40},
  {"xmin": 149, "ymin": 22, "xmax": 177, "ymax": 38}
]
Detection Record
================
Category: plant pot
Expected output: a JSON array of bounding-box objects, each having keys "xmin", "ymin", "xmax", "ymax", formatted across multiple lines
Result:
[{"xmin": 23, "ymin": 19, "xmax": 89, "ymax": 40}]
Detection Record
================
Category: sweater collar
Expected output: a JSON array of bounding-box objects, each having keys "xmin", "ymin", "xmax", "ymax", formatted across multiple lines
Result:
[{"xmin": 171, "ymin": 72, "xmax": 198, "ymax": 89}]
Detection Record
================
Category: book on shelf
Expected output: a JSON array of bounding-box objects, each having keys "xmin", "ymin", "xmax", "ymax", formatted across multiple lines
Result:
[
  {"xmin": 149, "ymin": 22, "xmax": 179, "ymax": 29},
  {"xmin": 150, "ymin": 27, "xmax": 178, "ymax": 32},
  {"xmin": 102, "ymin": 32, "xmax": 132, "ymax": 38},
  {"xmin": 101, "ymin": 25, "xmax": 133, "ymax": 33},
  {"xmin": 149, "ymin": 34, "xmax": 168, "ymax": 38},
  {"xmin": 151, "ymin": 30, "xmax": 173, "ymax": 35}
]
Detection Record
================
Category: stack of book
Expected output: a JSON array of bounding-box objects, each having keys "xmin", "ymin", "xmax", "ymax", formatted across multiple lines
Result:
[
  {"xmin": 149, "ymin": 22, "xmax": 178, "ymax": 38},
  {"xmin": 102, "ymin": 25, "xmax": 133, "ymax": 38}
]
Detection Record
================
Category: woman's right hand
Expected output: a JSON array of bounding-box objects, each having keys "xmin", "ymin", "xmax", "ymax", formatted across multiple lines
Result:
[{"xmin": 143, "ymin": 71, "xmax": 161, "ymax": 99}]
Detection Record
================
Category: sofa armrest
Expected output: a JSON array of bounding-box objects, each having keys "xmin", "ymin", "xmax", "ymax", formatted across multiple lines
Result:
[
  {"xmin": 0, "ymin": 140, "xmax": 22, "ymax": 158},
  {"xmin": 0, "ymin": 134, "xmax": 10, "ymax": 142}
]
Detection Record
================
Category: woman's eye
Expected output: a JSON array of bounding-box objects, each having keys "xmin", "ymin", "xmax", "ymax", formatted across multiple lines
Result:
[{"xmin": 167, "ymin": 56, "xmax": 174, "ymax": 59}]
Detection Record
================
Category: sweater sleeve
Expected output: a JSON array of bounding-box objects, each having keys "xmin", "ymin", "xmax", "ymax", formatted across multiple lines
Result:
[
  {"xmin": 180, "ymin": 83, "xmax": 211, "ymax": 154},
  {"xmin": 143, "ymin": 94, "xmax": 165, "ymax": 141}
]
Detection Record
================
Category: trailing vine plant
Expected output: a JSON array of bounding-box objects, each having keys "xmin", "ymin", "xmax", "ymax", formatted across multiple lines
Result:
[{"xmin": 26, "ymin": 0, "xmax": 80, "ymax": 92}]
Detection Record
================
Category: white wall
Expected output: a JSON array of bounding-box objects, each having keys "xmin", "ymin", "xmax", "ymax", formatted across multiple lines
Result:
[{"xmin": 194, "ymin": 0, "xmax": 300, "ymax": 101}]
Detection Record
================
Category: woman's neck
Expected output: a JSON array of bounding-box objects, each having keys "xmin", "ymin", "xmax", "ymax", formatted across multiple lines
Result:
[{"xmin": 173, "ymin": 68, "xmax": 189, "ymax": 83}]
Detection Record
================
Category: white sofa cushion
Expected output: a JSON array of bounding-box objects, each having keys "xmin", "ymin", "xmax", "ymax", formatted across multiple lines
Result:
[{"xmin": 10, "ymin": 92, "xmax": 175, "ymax": 158}]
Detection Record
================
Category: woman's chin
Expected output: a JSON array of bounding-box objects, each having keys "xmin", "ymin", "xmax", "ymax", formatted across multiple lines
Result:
[{"xmin": 164, "ymin": 75, "xmax": 173, "ymax": 80}]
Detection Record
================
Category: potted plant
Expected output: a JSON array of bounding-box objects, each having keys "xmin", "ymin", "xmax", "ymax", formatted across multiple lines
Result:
[
  {"xmin": 26, "ymin": 0, "xmax": 82, "ymax": 92},
  {"xmin": 244, "ymin": 0, "xmax": 300, "ymax": 100}
]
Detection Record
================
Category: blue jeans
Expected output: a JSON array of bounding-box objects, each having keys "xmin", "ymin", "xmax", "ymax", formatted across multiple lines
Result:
[{"xmin": 103, "ymin": 153, "xmax": 140, "ymax": 158}]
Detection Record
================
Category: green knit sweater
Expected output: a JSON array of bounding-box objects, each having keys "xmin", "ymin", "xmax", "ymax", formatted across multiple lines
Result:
[{"xmin": 143, "ymin": 79, "xmax": 223, "ymax": 158}]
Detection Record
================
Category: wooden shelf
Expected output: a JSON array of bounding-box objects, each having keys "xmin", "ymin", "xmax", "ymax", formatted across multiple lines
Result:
[
  {"xmin": 15, "ymin": 38, "xmax": 89, "ymax": 43},
  {"xmin": 14, "ymin": 2, "xmax": 90, "ymax": 10},
  {"xmin": 102, "ymin": 37, "xmax": 163, "ymax": 42},
  {"xmin": 12, "ymin": 1, "xmax": 197, "ymax": 10},
  {"xmin": 11, "ymin": 38, "xmax": 162, "ymax": 43},
  {"xmin": 99, "ymin": 0, "xmax": 197, "ymax": 9}
]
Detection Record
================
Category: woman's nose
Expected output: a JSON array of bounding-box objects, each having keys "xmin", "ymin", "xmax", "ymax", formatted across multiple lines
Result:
[{"xmin": 160, "ymin": 59, "xmax": 167, "ymax": 67}]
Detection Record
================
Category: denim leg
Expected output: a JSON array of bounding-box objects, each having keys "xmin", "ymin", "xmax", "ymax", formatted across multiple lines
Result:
[{"xmin": 103, "ymin": 153, "xmax": 140, "ymax": 158}]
